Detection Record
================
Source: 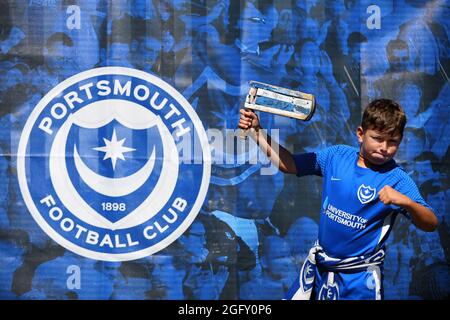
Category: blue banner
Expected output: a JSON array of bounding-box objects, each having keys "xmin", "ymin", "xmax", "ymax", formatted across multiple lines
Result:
[{"xmin": 0, "ymin": 0, "xmax": 448, "ymax": 300}]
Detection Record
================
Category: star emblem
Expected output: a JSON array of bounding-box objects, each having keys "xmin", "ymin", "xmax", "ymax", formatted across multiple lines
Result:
[
  {"xmin": 305, "ymin": 264, "xmax": 313, "ymax": 276},
  {"xmin": 93, "ymin": 129, "xmax": 135, "ymax": 170}
]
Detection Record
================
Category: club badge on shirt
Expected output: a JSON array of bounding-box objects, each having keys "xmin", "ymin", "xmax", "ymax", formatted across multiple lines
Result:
[{"xmin": 357, "ymin": 184, "xmax": 377, "ymax": 204}]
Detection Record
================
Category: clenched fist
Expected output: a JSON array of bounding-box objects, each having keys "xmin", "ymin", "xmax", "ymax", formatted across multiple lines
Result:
[
  {"xmin": 238, "ymin": 109, "xmax": 261, "ymax": 131},
  {"xmin": 378, "ymin": 185, "xmax": 411, "ymax": 207}
]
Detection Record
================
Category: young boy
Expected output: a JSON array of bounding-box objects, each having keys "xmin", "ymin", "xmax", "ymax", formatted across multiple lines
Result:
[{"xmin": 238, "ymin": 99, "xmax": 438, "ymax": 300}]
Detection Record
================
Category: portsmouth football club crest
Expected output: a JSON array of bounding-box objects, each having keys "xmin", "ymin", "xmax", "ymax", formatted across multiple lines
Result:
[
  {"xmin": 17, "ymin": 67, "xmax": 211, "ymax": 261},
  {"xmin": 357, "ymin": 184, "xmax": 376, "ymax": 204},
  {"xmin": 300, "ymin": 259, "xmax": 315, "ymax": 292},
  {"xmin": 318, "ymin": 282, "xmax": 339, "ymax": 300}
]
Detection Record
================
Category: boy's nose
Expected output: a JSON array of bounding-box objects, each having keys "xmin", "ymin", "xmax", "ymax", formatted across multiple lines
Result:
[{"xmin": 379, "ymin": 141, "xmax": 388, "ymax": 153}]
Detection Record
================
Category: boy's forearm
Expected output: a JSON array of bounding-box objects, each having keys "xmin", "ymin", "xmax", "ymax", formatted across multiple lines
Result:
[
  {"xmin": 401, "ymin": 199, "xmax": 439, "ymax": 232},
  {"xmin": 379, "ymin": 186, "xmax": 438, "ymax": 232},
  {"xmin": 250, "ymin": 128, "xmax": 297, "ymax": 174}
]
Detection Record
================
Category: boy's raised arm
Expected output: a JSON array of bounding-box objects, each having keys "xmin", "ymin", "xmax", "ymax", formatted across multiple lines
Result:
[{"xmin": 238, "ymin": 109, "xmax": 298, "ymax": 175}]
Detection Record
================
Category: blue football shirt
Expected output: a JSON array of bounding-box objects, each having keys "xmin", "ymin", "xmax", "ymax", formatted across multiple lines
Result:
[{"xmin": 294, "ymin": 144, "xmax": 432, "ymax": 259}]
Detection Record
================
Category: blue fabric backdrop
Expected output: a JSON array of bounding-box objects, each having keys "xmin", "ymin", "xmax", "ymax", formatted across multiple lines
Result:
[{"xmin": 0, "ymin": 0, "xmax": 448, "ymax": 300}]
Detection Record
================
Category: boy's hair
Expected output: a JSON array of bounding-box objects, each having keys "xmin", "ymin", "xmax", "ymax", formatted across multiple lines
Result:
[{"xmin": 361, "ymin": 99, "xmax": 407, "ymax": 137}]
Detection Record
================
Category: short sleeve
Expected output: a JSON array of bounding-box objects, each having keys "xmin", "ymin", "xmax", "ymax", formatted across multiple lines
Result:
[
  {"xmin": 393, "ymin": 171, "xmax": 434, "ymax": 217},
  {"xmin": 293, "ymin": 145, "xmax": 352, "ymax": 177},
  {"xmin": 292, "ymin": 153, "xmax": 321, "ymax": 177},
  {"xmin": 395, "ymin": 174, "xmax": 431, "ymax": 208}
]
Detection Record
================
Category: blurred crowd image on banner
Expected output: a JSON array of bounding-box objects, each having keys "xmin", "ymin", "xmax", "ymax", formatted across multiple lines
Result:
[{"xmin": 0, "ymin": 0, "xmax": 449, "ymax": 300}]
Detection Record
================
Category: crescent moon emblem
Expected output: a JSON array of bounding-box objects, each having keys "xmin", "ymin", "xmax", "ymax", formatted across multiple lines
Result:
[
  {"xmin": 73, "ymin": 144, "xmax": 156, "ymax": 197},
  {"xmin": 49, "ymin": 100, "xmax": 179, "ymax": 230}
]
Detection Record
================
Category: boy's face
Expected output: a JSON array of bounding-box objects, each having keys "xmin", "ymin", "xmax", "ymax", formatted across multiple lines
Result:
[{"xmin": 357, "ymin": 127, "xmax": 402, "ymax": 166}]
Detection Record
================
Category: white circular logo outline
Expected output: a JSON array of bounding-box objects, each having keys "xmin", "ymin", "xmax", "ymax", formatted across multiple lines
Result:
[{"xmin": 17, "ymin": 67, "xmax": 211, "ymax": 261}]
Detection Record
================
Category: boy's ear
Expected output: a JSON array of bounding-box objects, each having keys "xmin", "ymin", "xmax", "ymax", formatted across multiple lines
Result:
[{"xmin": 356, "ymin": 126, "xmax": 364, "ymax": 143}]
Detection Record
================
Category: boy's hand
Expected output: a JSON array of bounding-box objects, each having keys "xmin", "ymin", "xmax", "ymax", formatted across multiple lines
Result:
[
  {"xmin": 378, "ymin": 185, "xmax": 411, "ymax": 207},
  {"xmin": 238, "ymin": 109, "xmax": 261, "ymax": 130}
]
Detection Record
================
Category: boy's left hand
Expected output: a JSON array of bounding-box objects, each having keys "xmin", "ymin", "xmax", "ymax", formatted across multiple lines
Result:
[{"xmin": 378, "ymin": 185, "xmax": 411, "ymax": 207}]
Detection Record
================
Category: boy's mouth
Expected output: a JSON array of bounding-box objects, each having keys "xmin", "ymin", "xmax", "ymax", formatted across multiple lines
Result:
[
  {"xmin": 373, "ymin": 152, "xmax": 388, "ymax": 159},
  {"xmin": 370, "ymin": 153, "xmax": 391, "ymax": 164}
]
